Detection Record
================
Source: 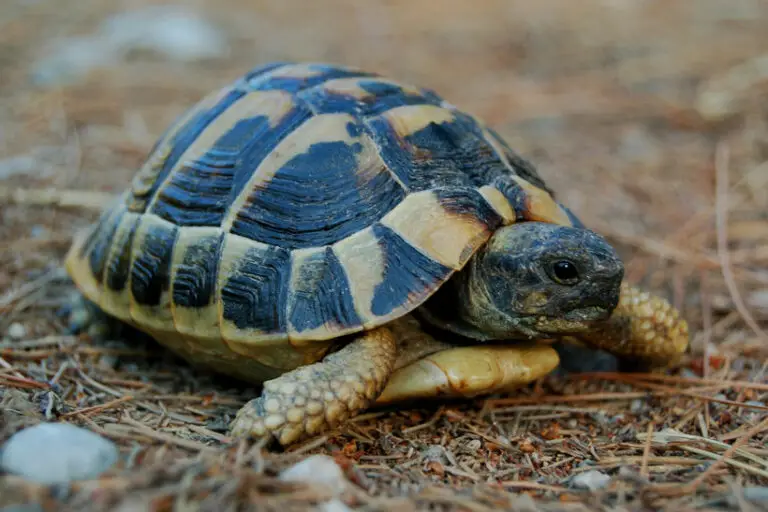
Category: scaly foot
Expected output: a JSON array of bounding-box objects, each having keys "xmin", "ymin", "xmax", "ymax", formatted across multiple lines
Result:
[
  {"xmin": 230, "ymin": 327, "xmax": 397, "ymax": 445},
  {"xmin": 569, "ymin": 283, "xmax": 689, "ymax": 367}
]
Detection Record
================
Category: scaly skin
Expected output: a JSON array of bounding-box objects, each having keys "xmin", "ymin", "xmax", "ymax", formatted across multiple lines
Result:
[
  {"xmin": 374, "ymin": 284, "xmax": 689, "ymax": 405},
  {"xmin": 229, "ymin": 327, "xmax": 397, "ymax": 446}
]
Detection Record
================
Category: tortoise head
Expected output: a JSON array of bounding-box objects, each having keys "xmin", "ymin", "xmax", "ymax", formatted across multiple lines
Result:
[{"xmin": 420, "ymin": 222, "xmax": 624, "ymax": 341}]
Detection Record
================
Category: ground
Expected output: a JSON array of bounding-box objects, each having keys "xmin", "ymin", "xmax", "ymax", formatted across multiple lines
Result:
[{"xmin": 1, "ymin": 1, "xmax": 767, "ymax": 510}]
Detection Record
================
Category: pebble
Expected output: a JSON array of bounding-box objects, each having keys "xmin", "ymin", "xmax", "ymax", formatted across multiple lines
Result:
[
  {"xmin": 713, "ymin": 486, "xmax": 768, "ymax": 508},
  {"xmin": 7, "ymin": 323, "xmax": 26, "ymax": 340},
  {"xmin": 318, "ymin": 500, "xmax": 352, "ymax": 512},
  {"xmin": 0, "ymin": 423, "xmax": 119, "ymax": 484},
  {"xmin": 696, "ymin": 54, "xmax": 768, "ymax": 121},
  {"xmin": 570, "ymin": 469, "xmax": 611, "ymax": 490},
  {"xmin": 680, "ymin": 368, "xmax": 699, "ymax": 379},
  {"xmin": 29, "ymin": 226, "xmax": 49, "ymax": 239},
  {"xmin": 278, "ymin": 455, "xmax": 348, "ymax": 496},
  {"xmin": 32, "ymin": 6, "xmax": 228, "ymax": 86},
  {"xmin": 102, "ymin": 6, "xmax": 228, "ymax": 62},
  {"xmin": 630, "ymin": 398, "xmax": 645, "ymax": 413},
  {"xmin": 741, "ymin": 486, "xmax": 768, "ymax": 504},
  {"xmin": 422, "ymin": 445, "xmax": 448, "ymax": 463},
  {"xmin": 0, "ymin": 147, "xmax": 63, "ymax": 181},
  {"xmin": 749, "ymin": 290, "xmax": 768, "ymax": 311},
  {"xmin": 0, "ymin": 505, "xmax": 45, "ymax": 512}
]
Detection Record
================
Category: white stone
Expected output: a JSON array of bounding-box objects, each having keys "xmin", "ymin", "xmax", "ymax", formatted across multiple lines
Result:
[
  {"xmin": 0, "ymin": 423, "xmax": 118, "ymax": 484},
  {"xmin": 279, "ymin": 454, "xmax": 348, "ymax": 495},
  {"xmin": 101, "ymin": 6, "xmax": 229, "ymax": 62},
  {"xmin": 7, "ymin": 323, "xmax": 26, "ymax": 340},
  {"xmin": 319, "ymin": 499, "xmax": 353, "ymax": 512},
  {"xmin": 32, "ymin": 6, "xmax": 228, "ymax": 86},
  {"xmin": 571, "ymin": 469, "xmax": 611, "ymax": 490},
  {"xmin": 748, "ymin": 290, "xmax": 768, "ymax": 311}
]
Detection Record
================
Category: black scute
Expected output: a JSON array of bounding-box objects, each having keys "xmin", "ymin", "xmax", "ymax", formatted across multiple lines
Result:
[
  {"xmin": 130, "ymin": 223, "xmax": 179, "ymax": 306},
  {"xmin": 365, "ymin": 110, "xmax": 515, "ymax": 192},
  {"xmin": 370, "ymin": 224, "xmax": 452, "ymax": 318},
  {"xmin": 434, "ymin": 187, "xmax": 504, "ymax": 231},
  {"xmin": 131, "ymin": 88, "xmax": 246, "ymax": 212},
  {"xmin": 151, "ymin": 103, "xmax": 312, "ymax": 227},
  {"xmin": 289, "ymin": 247, "xmax": 361, "ymax": 333},
  {"xmin": 485, "ymin": 127, "xmax": 554, "ymax": 196},
  {"xmin": 172, "ymin": 233, "xmax": 224, "ymax": 308},
  {"xmin": 87, "ymin": 208, "xmax": 123, "ymax": 284},
  {"xmin": 247, "ymin": 63, "xmax": 376, "ymax": 94},
  {"xmin": 104, "ymin": 215, "xmax": 140, "ymax": 292},
  {"xmin": 220, "ymin": 244, "xmax": 291, "ymax": 334},
  {"xmin": 240, "ymin": 62, "xmax": 292, "ymax": 84},
  {"xmin": 231, "ymin": 139, "xmax": 405, "ymax": 248},
  {"xmin": 297, "ymin": 79, "xmax": 442, "ymax": 116}
]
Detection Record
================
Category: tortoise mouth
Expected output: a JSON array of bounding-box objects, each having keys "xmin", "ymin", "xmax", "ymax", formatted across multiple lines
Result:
[
  {"xmin": 562, "ymin": 305, "xmax": 613, "ymax": 323},
  {"xmin": 527, "ymin": 306, "xmax": 612, "ymax": 336}
]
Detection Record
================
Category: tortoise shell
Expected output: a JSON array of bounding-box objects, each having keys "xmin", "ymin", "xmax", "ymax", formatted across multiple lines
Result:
[{"xmin": 66, "ymin": 62, "xmax": 577, "ymax": 377}]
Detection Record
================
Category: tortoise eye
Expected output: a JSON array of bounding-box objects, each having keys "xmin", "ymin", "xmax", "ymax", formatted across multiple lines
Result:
[{"xmin": 551, "ymin": 260, "xmax": 580, "ymax": 285}]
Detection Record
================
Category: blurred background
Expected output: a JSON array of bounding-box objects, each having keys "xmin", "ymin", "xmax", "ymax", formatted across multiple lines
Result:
[{"xmin": 2, "ymin": 0, "xmax": 767, "ymax": 357}]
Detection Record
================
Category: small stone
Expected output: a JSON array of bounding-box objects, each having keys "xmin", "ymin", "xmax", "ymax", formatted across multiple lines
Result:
[
  {"xmin": 422, "ymin": 445, "xmax": 448, "ymax": 463},
  {"xmin": 680, "ymin": 368, "xmax": 698, "ymax": 379},
  {"xmin": 748, "ymin": 290, "xmax": 768, "ymax": 311},
  {"xmin": 696, "ymin": 54, "xmax": 768, "ymax": 121},
  {"xmin": 102, "ymin": 6, "xmax": 228, "ymax": 61},
  {"xmin": 279, "ymin": 455, "xmax": 348, "ymax": 496},
  {"xmin": 742, "ymin": 486, "xmax": 768, "ymax": 504},
  {"xmin": 0, "ymin": 423, "xmax": 119, "ymax": 484},
  {"xmin": 7, "ymin": 323, "xmax": 26, "ymax": 340},
  {"xmin": 571, "ymin": 470, "xmax": 611, "ymax": 490},
  {"xmin": 0, "ymin": 505, "xmax": 45, "ymax": 512},
  {"xmin": 319, "ymin": 499, "xmax": 352, "ymax": 512},
  {"xmin": 31, "ymin": 6, "xmax": 228, "ymax": 86},
  {"xmin": 30, "ymin": 226, "xmax": 48, "ymax": 239}
]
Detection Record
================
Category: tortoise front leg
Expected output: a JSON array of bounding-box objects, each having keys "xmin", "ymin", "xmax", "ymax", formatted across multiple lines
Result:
[
  {"xmin": 566, "ymin": 283, "xmax": 689, "ymax": 368},
  {"xmin": 376, "ymin": 317, "xmax": 560, "ymax": 405},
  {"xmin": 229, "ymin": 327, "xmax": 397, "ymax": 445}
]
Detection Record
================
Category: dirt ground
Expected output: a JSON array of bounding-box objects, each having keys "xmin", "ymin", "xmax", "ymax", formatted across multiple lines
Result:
[{"xmin": 1, "ymin": 1, "xmax": 767, "ymax": 510}]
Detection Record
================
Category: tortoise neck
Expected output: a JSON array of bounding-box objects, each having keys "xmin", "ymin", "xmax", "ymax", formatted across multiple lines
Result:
[{"xmin": 418, "ymin": 255, "xmax": 517, "ymax": 342}]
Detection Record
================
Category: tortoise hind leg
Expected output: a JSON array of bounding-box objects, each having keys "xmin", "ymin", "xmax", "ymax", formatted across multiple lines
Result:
[
  {"xmin": 229, "ymin": 327, "xmax": 397, "ymax": 446},
  {"xmin": 65, "ymin": 292, "xmax": 124, "ymax": 339}
]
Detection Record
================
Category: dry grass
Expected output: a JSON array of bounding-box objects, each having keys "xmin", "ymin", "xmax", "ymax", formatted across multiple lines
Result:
[{"xmin": 1, "ymin": 1, "xmax": 767, "ymax": 510}]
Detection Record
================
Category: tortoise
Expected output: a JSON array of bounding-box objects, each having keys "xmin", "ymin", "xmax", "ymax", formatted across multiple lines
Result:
[{"xmin": 66, "ymin": 62, "xmax": 689, "ymax": 446}]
